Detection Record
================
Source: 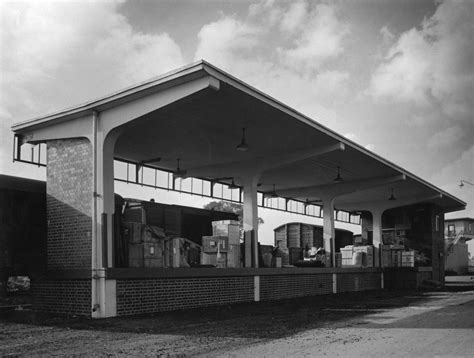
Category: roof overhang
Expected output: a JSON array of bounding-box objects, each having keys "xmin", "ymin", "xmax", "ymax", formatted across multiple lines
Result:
[{"xmin": 11, "ymin": 60, "xmax": 466, "ymax": 214}]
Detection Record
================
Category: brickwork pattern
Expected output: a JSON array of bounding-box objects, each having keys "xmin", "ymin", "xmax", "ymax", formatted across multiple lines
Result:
[
  {"xmin": 116, "ymin": 277, "xmax": 254, "ymax": 316},
  {"xmin": 47, "ymin": 138, "xmax": 92, "ymax": 269},
  {"xmin": 337, "ymin": 272, "xmax": 380, "ymax": 292},
  {"xmin": 32, "ymin": 279, "xmax": 91, "ymax": 315},
  {"xmin": 260, "ymin": 274, "xmax": 333, "ymax": 301}
]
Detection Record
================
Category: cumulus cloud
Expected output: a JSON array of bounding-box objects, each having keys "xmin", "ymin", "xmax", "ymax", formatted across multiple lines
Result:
[
  {"xmin": 380, "ymin": 25, "xmax": 395, "ymax": 44},
  {"xmin": 278, "ymin": 3, "xmax": 349, "ymax": 72},
  {"xmin": 428, "ymin": 126, "xmax": 464, "ymax": 149},
  {"xmin": 194, "ymin": 1, "xmax": 350, "ymax": 126},
  {"xmin": 194, "ymin": 17, "xmax": 260, "ymax": 67},
  {"xmin": 368, "ymin": 0, "xmax": 473, "ymax": 123},
  {"xmin": 0, "ymin": 0, "xmax": 184, "ymax": 175},
  {"xmin": 279, "ymin": 1, "xmax": 307, "ymax": 34},
  {"xmin": 1, "ymin": 1, "xmax": 184, "ymax": 119}
]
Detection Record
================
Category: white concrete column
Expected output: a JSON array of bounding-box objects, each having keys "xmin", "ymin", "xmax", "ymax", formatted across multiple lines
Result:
[
  {"xmin": 322, "ymin": 197, "xmax": 336, "ymax": 267},
  {"xmin": 242, "ymin": 175, "xmax": 260, "ymax": 268},
  {"xmin": 371, "ymin": 209, "xmax": 383, "ymax": 267},
  {"xmin": 92, "ymin": 116, "xmax": 119, "ymax": 318}
]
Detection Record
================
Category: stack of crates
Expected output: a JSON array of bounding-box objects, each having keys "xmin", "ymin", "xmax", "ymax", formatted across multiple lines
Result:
[
  {"xmin": 201, "ymin": 220, "xmax": 241, "ymax": 268},
  {"xmin": 124, "ymin": 222, "xmax": 166, "ymax": 268}
]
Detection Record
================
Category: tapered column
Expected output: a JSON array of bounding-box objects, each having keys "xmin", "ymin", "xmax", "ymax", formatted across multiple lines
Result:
[
  {"xmin": 242, "ymin": 175, "xmax": 260, "ymax": 268},
  {"xmin": 371, "ymin": 209, "xmax": 383, "ymax": 267},
  {"xmin": 322, "ymin": 197, "xmax": 336, "ymax": 267},
  {"xmin": 92, "ymin": 115, "xmax": 119, "ymax": 318}
]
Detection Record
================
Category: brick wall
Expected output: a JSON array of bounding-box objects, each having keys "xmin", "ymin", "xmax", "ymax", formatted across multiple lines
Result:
[
  {"xmin": 116, "ymin": 277, "xmax": 254, "ymax": 316},
  {"xmin": 337, "ymin": 272, "xmax": 381, "ymax": 292},
  {"xmin": 46, "ymin": 138, "xmax": 92, "ymax": 269},
  {"xmin": 260, "ymin": 274, "xmax": 333, "ymax": 300},
  {"xmin": 32, "ymin": 279, "xmax": 91, "ymax": 315}
]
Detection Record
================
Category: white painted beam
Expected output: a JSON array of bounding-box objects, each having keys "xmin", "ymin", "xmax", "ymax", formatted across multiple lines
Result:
[
  {"xmin": 340, "ymin": 193, "xmax": 443, "ymax": 212},
  {"xmin": 276, "ymin": 174, "xmax": 406, "ymax": 199},
  {"xmin": 186, "ymin": 142, "xmax": 344, "ymax": 179}
]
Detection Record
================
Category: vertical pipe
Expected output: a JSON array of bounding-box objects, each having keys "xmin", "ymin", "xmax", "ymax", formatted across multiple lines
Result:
[
  {"xmin": 91, "ymin": 110, "xmax": 99, "ymax": 314},
  {"xmin": 12, "ymin": 134, "xmax": 16, "ymax": 162}
]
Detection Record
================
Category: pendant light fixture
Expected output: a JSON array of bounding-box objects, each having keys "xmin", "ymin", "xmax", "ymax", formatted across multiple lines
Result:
[
  {"xmin": 270, "ymin": 184, "xmax": 278, "ymax": 198},
  {"xmin": 334, "ymin": 166, "xmax": 344, "ymax": 183},
  {"xmin": 228, "ymin": 179, "xmax": 239, "ymax": 190},
  {"xmin": 236, "ymin": 127, "xmax": 249, "ymax": 151},
  {"xmin": 174, "ymin": 158, "xmax": 187, "ymax": 178},
  {"xmin": 388, "ymin": 188, "xmax": 396, "ymax": 201}
]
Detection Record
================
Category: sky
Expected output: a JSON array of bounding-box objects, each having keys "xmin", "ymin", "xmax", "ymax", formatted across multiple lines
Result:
[{"xmin": 0, "ymin": 0, "xmax": 473, "ymax": 247}]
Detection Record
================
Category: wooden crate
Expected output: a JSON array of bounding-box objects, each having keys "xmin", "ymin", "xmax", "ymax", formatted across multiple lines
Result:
[
  {"xmin": 202, "ymin": 236, "xmax": 229, "ymax": 253},
  {"xmin": 128, "ymin": 242, "xmax": 164, "ymax": 268},
  {"xmin": 401, "ymin": 251, "xmax": 415, "ymax": 267},
  {"xmin": 123, "ymin": 222, "xmax": 143, "ymax": 244},
  {"xmin": 201, "ymin": 252, "xmax": 227, "ymax": 267},
  {"xmin": 227, "ymin": 244, "xmax": 241, "ymax": 268}
]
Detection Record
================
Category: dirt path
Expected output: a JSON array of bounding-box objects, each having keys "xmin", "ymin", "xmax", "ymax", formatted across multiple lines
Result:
[{"xmin": 1, "ymin": 290, "xmax": 473, "ymax": 357}]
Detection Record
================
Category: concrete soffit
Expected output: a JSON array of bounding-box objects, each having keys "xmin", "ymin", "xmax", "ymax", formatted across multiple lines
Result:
[{"xmin": 9, "ymin": 60, "xmax": 466, "ymax": 211}]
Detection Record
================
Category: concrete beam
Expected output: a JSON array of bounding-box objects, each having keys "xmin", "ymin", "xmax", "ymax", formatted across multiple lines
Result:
[
  {"xmin": 340, "ymin": 193, "xmax": 443, "ymax": 213},
  {"xmin": 186, "ymin": 142, "xmax": 344, "ymax": 179},
  {"xmin": 276, "ymin": 174, "xmax": 406, "ymax": 199}
]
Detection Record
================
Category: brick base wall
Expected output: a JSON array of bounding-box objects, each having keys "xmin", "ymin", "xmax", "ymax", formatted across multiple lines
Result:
[
  {"xmin": 337, "ymin": 272, "xmax": 381, "ymax": 292},
  {"xmin": 260, "ymin": 274, "xmax": 333, "ymax": 300},
  {"xmin": 384, "ymin": 268, "xmax": 432, "ymax": 289},
  {"xmin": 116, "ymin": 277, "xmax": 254, "ymax": 316},
  {"xmin": 32, "ymin": 279, "xmax": 91, "ymax": 316}
]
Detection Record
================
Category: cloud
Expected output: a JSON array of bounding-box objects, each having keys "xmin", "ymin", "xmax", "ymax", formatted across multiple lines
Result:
[
  {"xmin": 428, "ymin": 126, "xmax": 464, "ymax": 149},
  {"xmin": 279, "ymin": 1, "xmax": 307, "ymax": 34},
  {"xmin": 380, "ymin": 25, "xmax": 394, "ymax": 44},
  {"xmin": 193, "ymin": 1, "xmax": 350, "ymax": 127},
  {"xmin": 368, "ymin": 0, "xmax": 473, "ymax": 123},
  {"xmin": 278, "ymin": 3, "xmax": 349, "ymax": 72},
  {"xmin": 0, "ymin": 0, "xmax": 184, "ymax": 175},
  {"xmin": 194, "ymin": 16, "xmax": 260, "ymax": 67}
]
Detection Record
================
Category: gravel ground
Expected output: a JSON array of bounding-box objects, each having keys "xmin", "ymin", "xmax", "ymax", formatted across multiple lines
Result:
[{"xmin": 1, "ymin": 289, "xmax": 473, "ymax": 357}]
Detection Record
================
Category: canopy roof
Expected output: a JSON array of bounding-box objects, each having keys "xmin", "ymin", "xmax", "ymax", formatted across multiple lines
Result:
[{"xmin": 12, "ymin": 60, "xmax": 466, "ymax": 214}]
